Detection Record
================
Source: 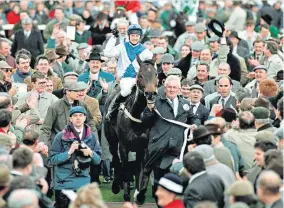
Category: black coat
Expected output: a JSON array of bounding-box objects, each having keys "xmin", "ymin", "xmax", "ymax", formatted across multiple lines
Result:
[
  {"xmin": 237, "ymin": 46, "xmax": 249, "ymax": 58},
  {"xmin": 176, "ymin": 52, "xmax": 192, "ymax": 78},
  {"xmin": 183, "ymin": 172, "xmax": 225, "ymax": 208},
  {"xmin": 227, "ymin": 52, "xmax": 241, "ymax": 82},
  {"xmin": 89, "ymin": 25, "xmax": 111, "ymax": 45},
  {"xmin": 11, "ymin": 29, "xmax": 44, "ymax": 59},
  {"xmin": 141, "ymin": 95, "xmax": 200, "ymax": 169},
  {"xmin": 195, "ymin": 104, "xmax": 210, "ymax": 125}
]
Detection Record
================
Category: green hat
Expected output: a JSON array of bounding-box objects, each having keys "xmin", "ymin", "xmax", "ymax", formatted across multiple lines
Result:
[
  {"xmin": 227, "ymin": 181, "xmax": 254, "ymax": 196},
  {"xmin": 209, "ymin": 35, "xmax": 220, "ymax": 42},
  {"xmin": 161, "ymin": 53, "xmax": 174, "ymax": 64},
  {"xmin": 252, "ymin": 107, "xmax": 270, "ymax": 119},
  {"xmin": 230, "ymin": 202, "xmax": 250, "ymax": 208},
  {"xmin": 0, "ymin": 133, "xmax": 12, "ymax": 148},
  {"xmin": 194, "ymin": 23, "xmax": 206, "ymax": 33},
  {"xmin": 255, "ymin": 131, "xmax": 275, "ymax": 142},
  {"xmin": 167, "ymin": 68, "xmax": 182, "ymax": 76},
  {"xmin": 69, "ymin": 106, "xmax": 87, "ymax": 117},
  {"xmin": 191, "ymin": 41, "xmax": 204, "ymax": 51}
]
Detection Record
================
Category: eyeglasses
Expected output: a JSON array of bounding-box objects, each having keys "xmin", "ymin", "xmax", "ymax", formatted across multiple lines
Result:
[{"xmin": 1, "ymin": 68, "xmax": 12, "ymax": 72}]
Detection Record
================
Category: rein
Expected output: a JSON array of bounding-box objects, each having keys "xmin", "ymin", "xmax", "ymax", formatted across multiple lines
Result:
[{"xmin": 119, "ymin": 103, "xmax": 142, "ymax": 123}]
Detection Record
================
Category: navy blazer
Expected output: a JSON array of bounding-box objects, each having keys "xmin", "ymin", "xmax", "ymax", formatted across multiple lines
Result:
[{"xmin": 195, "ymin": 103, "xmax": 210, "ymax": 125}]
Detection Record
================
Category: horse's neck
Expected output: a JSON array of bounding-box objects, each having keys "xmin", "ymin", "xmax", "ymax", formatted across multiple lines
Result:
[{"xmin": 127, "ymin": 88, "xmax": 146, "ymax": 118}]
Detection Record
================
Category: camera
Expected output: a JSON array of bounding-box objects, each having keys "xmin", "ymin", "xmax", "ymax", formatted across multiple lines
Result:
[{"xmin": 73, "ymin": 142, "xmax": 92, "ymax": 175}]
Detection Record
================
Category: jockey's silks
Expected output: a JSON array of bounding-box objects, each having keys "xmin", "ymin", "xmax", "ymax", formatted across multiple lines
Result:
[{"xmin": 123, "ymin": 42, "xmax": 145, "ymax": 78}]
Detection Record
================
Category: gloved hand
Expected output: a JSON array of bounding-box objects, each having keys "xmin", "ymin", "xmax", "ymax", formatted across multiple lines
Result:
[{"xmin": 112, "ymin": 29, "xmax": 119, "ymax": 38}]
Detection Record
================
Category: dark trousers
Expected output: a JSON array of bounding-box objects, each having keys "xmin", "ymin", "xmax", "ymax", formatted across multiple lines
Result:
[
  {"xmin": 152, "ymin": 167, "xmax": 170, "ymax": 205},
  {"xmin": 55, "ymin": 190, "xmax": 70, "ymax": 208}
]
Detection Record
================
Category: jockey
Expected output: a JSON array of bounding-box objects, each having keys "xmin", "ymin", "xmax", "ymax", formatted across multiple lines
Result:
[{"xmin": 104, "ymin": 24, "xmax": 153, "ymax": 120}]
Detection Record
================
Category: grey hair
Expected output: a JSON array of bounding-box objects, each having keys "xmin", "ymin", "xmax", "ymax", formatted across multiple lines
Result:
[
  {"xmin": 8, "ymin": 189, "xmax": 39, "ymax": 208},
  {"xmin": 164, "ymin": 75, "xmax": 181, "ymax": 88},
  {"xmin": 117, "ymin": 18, "xmax": 129, "ymax": 27},
  {"xmin": 106, "ymin": 58, "xmax": 117, "ymax": 66},
  {"xmin": 218, "ymin": 62, "xmax": 231, "ymax": 70}
]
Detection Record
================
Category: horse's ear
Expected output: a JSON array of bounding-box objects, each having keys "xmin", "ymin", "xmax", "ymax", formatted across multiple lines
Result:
[
  {"xmin": 152, "ymin": 54, "xmax": 157, "ymax": 63},
  {"xmin": 136, "ymin": 55, "xmax": 143, "ymax": 66}
]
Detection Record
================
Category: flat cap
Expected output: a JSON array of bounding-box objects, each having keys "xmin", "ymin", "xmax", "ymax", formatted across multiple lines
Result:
[
  {"xmin": 253, "ymin": 65, "xmax": 267, "ymax": 72},
  {"xmin": 69, "ymin": 14, "xmax": 82, "ymax": 21},
  {"xmin": 167, "ymin": 67, "xmax": 182, "ymax": 76},
  {"xmin": 22, "ymin": 17, "xmax": 33, "ymax": 24},
  {"xmin": 63, "ymin": 72, "xmax": 78, "ymax": 79},
  {"xmin": 274, "ymin": 127, "xmax": 283, "ymax": 140},
  {"xmin": 252, "ymin": 107, "xmax": 270, "ymax": 119},
  {"xmin": 148, "ymin": 29, "xmax": 163, "ymax": 38},
  {"xmin": 209, "ymin": 35, "xmax": 220, "ymax": 42},
  {"xmin": 185, "ymin": 20, "xmax": 195, "ymax": 26},
  {"xmin": 230, "ymin": 202, "xmax": 250, "ymax": 208},
  {"xmin": 77, "ymin": 43, "xmax": 89, "ymax": 50},
  {"xmin": 189, "ymin": 84, "xmax": 204, "ymax": 92},
  {"xmin": 160, "ymin": 53, "xmax": 174, "ymax": 64},
  {"xmin": 0, "ymin": 61, "xmax": 12, "ymax": 69},
  {"xmin": 64, "ymin": 81, "xmax": 88, "ymax": 91},
  {"xmin": 0, "ymin": 164, "xmax": 12, "ymax": 186},
  {"xmin": 69, "ymin": 106, "xmax": 87, "ymax": 117},
  {"xmin": 255, "ymin": 131, "xmax": 275, "ymax": 142},
  {"xmin": 191, "ymin": 41, "xmax": 204, "ymax": 51},
  {"xmin": 193, "ymin": 144, "xmax": 215, "ymax": 163},
  {"xmin": 227, "ymin": 181, "xmax": 254, "ymax": 196},
  {"xmin": 194, "ymin": 23, "xmax": 206, "ymax": 33},
  {"xmin": 152, "ymin": 47, "xmax": 166, "ymax": 55}
]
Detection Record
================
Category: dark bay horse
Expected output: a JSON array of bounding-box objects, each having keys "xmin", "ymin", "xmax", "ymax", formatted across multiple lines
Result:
[{"xmin": 104, "ymin": 57, "xmax": 157, "ymax": 201}]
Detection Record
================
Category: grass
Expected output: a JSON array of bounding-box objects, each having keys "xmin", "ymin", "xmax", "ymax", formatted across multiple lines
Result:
[{"xmin": 99, "ymin": 177, "xmax": 155, "ymax": 203}]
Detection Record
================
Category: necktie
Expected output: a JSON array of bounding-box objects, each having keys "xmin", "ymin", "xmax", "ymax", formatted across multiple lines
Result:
[
  {"xmin": 221, "ymin": 98, "xmax": 225, "ymax": 107},
  {"xmin": 190, "ymin": 104, "xmax": 195, "ymax": 114}
]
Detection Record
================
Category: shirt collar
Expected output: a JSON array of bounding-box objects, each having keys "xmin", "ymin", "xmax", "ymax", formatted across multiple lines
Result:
[{"xmin": 189, "ymin": 170, "xmax": 206, "ymax": 184}]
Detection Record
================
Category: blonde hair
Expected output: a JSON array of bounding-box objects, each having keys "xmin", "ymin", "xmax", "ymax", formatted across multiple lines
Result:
[{"xmin": 72, "ymin": 183, "xmax": 107, "ymax": 208}]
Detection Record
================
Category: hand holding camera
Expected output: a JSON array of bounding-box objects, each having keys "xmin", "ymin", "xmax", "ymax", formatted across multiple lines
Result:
[{"xmin": 68, "ymin": 141, "xmax": 79, "ymax": 156}]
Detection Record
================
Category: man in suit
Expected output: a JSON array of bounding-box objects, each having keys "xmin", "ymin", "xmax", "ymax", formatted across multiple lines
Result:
[
  {"xmin": 245, "ymin": 39, "xmax": 265, "ymax": 72},
  {"xmin": 204, "ymin": 62, "xmax": 241, "ymax": 97},
  {"xmin": 11, "ymin": 17, "xmax": 44, "ymax": 68},
  {"xmin": 257, "ymin": 170, "xmax": 283, "ymax": 208},
  {"xmin": 78, "ymin": 52, "xmax": 114, "ymax": 100},
  {"xmin": 209, "ymin": 75, "xmax": 237, "ymax": 109},
  {"xmin": 136, "ymin": 75, "xmax": 199, "ymax": 205},
  {"xmin": 52, "ymin": 46, "xmax": 70, "ymax": 80},
  {"xmin": 188, "ymin": 85, "xmax": 209, "ymax": 124},
  {"xmin": 229, "ymin": 31, "xmax": 249, "ymax": 58},
  {"xmin": 183, "ymin": 151, "xmax": 225, "ymax": 208}
]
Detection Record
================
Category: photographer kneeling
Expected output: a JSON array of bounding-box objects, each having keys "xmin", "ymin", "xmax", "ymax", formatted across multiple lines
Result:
[{"xmin": 49, "ymin": 106, "xmax": 102, "ymax": 208}]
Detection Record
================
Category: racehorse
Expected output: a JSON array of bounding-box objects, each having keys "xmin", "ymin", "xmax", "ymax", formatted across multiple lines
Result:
[{"xmin": 104, "ymin": 57, "xmax": 158, "ymax": 201}]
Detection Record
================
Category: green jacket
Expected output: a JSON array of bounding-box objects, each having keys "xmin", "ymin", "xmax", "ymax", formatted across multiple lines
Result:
[
  {"xmin": 255, "ymin": 25, "xmax": 279, "ymax": 38},
  {"xmin": 75, "ymin": 31, "xmax": 91, "ymax": 44}
]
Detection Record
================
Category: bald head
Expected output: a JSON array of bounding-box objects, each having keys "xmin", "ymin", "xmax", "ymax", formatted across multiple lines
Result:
[
  {"xmin": 205, "ymin": 117, "xmax": 226, "ymax": 132},
  {"xmin": 257, "ymin": 170, "xmax": 281, "ymax": 196},
  {"xmin": 8, "ymin": 189, "xmax": 39, "ymax": 208}
]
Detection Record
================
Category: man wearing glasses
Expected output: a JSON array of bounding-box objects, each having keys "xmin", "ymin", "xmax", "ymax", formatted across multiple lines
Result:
[{"xmin": 0, "ymin": 60, "xmax": 13, "ymax": 93}]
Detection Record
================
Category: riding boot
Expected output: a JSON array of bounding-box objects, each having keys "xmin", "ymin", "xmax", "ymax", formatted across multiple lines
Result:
[{"xmin": 105, "ymin": 93, "xmax": 125, "ymax": 121}]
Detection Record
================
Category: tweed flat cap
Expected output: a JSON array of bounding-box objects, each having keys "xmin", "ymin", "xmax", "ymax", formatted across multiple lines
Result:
[
  {"xmin": 77, "ymin": 43, "xmax": 89, "ymax": 50},
  {"xmin": 227, "ymin": 181, "xmax": 254, "ymax": 196},
  {"xmin": 161, "ymin": 53, "xmax": 174, "ymax": 63},
  {"xmin": 185, "ymin": 20, "xmax": 195, "ymax": 26},
  {"xmin": 194, "ymin": 23, "xmax": 206, "ymax": 33},
  {"xmin": 189, "ymin": 84, "xmax": 204, "ymax": 92},
  {"xmin": 63, "ymin": 72, "xmax": 78, "ymax": 79},
  {"xmin": 255, "ymin": 131, "xmax": 275, "ymax": 142},
  {"xmin": 253, "ymin": 65, "xmax": 267, "ymax": 72},
  {"xmin": 64, "ymin": 81, "xmax": 88, "ymax": 91},
  {"xmin": 191, "ymin": 41, "xmax": 204, "ymax": 51},
  {"xmin": 193, "ymin": 145, "xmax": 216, "ymax": 163},
  {"xmin": 252, "ymin": 107, "xmax": 270, "ymax": 119},
  {"xmin": 167, "ymin": 68, "xmax": 182, "ymax": 76},
  {"xmin": 152, "ymin": 47, "xmax": 166, "ymax": 55}
]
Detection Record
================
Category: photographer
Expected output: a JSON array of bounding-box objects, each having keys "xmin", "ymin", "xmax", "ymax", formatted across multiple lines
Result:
[{"xmin": 49, "ymin": 106, "xmax": 101, "ymax": 208}]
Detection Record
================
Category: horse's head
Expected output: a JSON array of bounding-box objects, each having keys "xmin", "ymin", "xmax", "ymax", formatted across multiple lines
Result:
[{"xmin": 137, "ymin": 56, "xmax": 158, "ymax": 104}]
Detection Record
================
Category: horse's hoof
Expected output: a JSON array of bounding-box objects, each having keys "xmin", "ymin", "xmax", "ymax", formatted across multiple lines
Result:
[
  {"xmin": 123, "ymin": 194, "xmax": 131, "ymax": 202},
  {"xmin": 112, "ymin": 180, "xmax": 120, "ymax": 194}
]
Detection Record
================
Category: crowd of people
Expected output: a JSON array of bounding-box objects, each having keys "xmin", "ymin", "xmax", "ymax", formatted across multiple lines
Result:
[{"xmin": 0, "ymin": 0, "xmax": 283, "ymax": 208}]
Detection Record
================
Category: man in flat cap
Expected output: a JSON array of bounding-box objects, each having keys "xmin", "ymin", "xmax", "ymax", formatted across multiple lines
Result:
[
  {"xmin": 188, "ymin": 84, "xmax": 209, "ymax": 124},
  {"xmin": 158, "ymin": 53, "xmax": 175, "ymax": 86},
  {"xmin": 194, "ymin": 23, "xmax": 207, "ymax": 44},
  {"xmin": 245, "ymin": 65, "xmax": 268, "ymax": 98},
  {"xmin": 72, "ymin": 43, "xmax": 91, "ymax": 75},
  {"xmin": 252, "ymin": 107, "xmax": 277, "ymax": 133},
  {"xmin": 11, "ymin": 17, "xmax": 44, "ymax": 68}
]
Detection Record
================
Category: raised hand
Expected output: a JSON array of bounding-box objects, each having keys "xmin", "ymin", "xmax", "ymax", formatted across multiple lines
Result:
[
  {"xmin": 112, "ymin": 29, "xmax": 119, "ymax": 38},
  {"xmin": 99, "ymin": 78, "xmax": 108, "ymax": 92}
]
